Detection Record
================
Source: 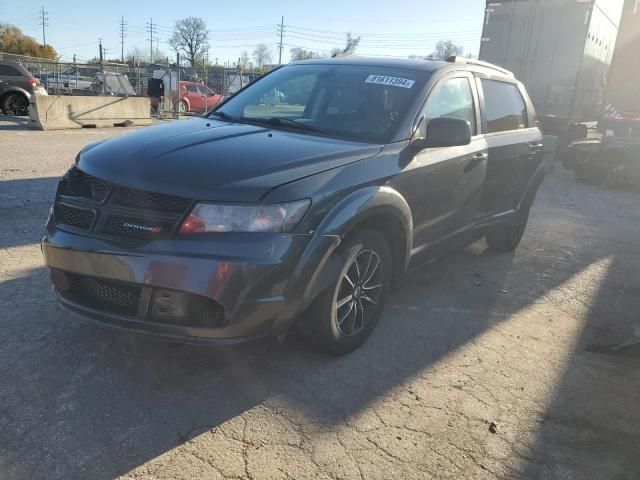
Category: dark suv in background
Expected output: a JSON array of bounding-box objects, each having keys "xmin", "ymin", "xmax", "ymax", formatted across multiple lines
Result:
[
  {"xmin": 42, "ymin": 57, "xmax": 545, "ymax": 355},
  {"xmin": 0, "ymin": 60, "xmax": 46, "ymax": 116}
]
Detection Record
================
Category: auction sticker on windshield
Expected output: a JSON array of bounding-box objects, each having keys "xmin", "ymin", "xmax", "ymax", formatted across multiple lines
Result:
[{"xmin": 365, "ymin": 75, "xmax": 415, "ymax": 89}]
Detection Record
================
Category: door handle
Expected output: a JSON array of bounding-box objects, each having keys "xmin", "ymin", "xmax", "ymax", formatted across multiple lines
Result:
[
  {"xmin": 464, "ymin": 153, "xmax": 487, "ymax": 173},
  {"xmin": 528, "ymin": 142, "xmax": 544, "ymax": 151}
]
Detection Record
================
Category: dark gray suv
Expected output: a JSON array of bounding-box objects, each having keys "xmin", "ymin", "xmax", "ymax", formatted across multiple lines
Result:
[
  {"xmin": 42, "ymin": 57, "xmax": 545, "ymax": 355},
  {"xmin": 0, "ymin": 60, "xmax": 44, "ymax": 116}
]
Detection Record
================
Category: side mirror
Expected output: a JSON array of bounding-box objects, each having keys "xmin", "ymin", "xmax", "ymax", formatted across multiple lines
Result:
[
  {"xmin": 425, "ymin": 117, "xmax": 472, "ymax": 148},
  {"xmin": 411, "ymin": 116, "xmax": 472, "ymax": 151}
]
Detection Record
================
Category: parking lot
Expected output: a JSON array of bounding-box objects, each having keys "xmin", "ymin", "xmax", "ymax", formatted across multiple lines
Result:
[{"xmin": 1, "ymin": 117, "xmax": 640, "ymax": 479}]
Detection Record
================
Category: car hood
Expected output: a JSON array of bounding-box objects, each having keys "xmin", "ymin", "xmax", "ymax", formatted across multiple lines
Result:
[{"xmin": 77, "ymin": 118, "xmax": 383, "ymax": 202}]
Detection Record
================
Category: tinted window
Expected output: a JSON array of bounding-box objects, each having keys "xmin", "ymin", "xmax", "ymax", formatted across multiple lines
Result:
[
  {"xmin": 425, "ymin": 77, "xmax": 476, "ymax": 134},
  {"xmin": 482, "ymin": 79, "xmax": 527, "ymax": 133},
  {"xmin": 0, "ymin": 65, "xmax": 22, "ymax": 76},
  {"xmin": 185, "ymin": 84, "xmax": 198, "ymax": 93},
  {"xmin": 197, "ymin": 85, "xmax": 211, "ymax": 95}
]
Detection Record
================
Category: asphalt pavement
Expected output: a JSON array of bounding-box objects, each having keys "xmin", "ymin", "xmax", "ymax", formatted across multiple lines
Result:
[{"xmin": 1, "ymin": 116, "xmax": 639, "ymax": 479}]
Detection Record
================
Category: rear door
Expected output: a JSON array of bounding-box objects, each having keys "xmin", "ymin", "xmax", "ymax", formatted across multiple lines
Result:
[
  {"xmin": 401, "ymin": 72, "xmax": 488, "ymax": 255},
  {"xmin": 475, "ymin": 77, "xmax": 543, "ymax": 218}
]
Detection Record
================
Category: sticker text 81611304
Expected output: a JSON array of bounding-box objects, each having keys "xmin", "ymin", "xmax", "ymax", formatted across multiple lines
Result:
[{"xmin": 365, "ymin": 75, "xmax": 415, "ymax": 89}]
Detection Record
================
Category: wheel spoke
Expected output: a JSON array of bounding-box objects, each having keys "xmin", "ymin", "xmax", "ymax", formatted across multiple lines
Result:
[
  {"xmin": 338, "ymin": 300, "xmax": 355, "ymax": 326},
  {"xmin": 361, "ymin": 295, "xmax": 377, "ymax": 306},
  {"xmin": 363, "ymin": 256, "xmax": 381, "ymax": 286},
  {"xmin": 343, "ymin": 273, "xmax": 355, "ymax": 288},
  {"xmin": 363, "ymin": 251, "xmax": 374, "ymax": 281},
  {"xmin": 343, "ymin": 301, "xmax": 358, "ymax": 334},
  {"xmin": 336, "ymin": 295, "xmax": 352, "ymax": 309},
  {"xmin": 362, "ymin": 283, "xmax": 381, "ymax": 291},
  {"xmin": 353, "ymin": 254, "xmax": 362, "ymax": 283},
  {"xmin": 355, "ymin": 299, "xmax": 365, "ymax": 330}
]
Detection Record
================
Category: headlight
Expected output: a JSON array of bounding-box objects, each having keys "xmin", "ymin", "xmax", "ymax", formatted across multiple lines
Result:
[{"xmin": 179, "ymin": 199, "xmax": 311, "ymax": 234}]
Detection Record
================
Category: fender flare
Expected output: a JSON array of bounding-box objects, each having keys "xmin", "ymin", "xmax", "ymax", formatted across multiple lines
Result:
[
  {"xmin": 273, "ymin": 186, "xmax": 414, "ymax": 331},
  {"xmin": 0, "ymin": 86, "xmax": 31, "ymax": 103}
]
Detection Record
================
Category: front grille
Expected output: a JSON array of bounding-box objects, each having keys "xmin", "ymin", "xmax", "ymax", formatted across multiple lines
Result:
[
  {"xmin": 59, "ymin": 167, "xmax": 112, "ymax": 202},
  {"xmin": 113, "ymin": 187, "xmax": 192, "ymax": 213},
  {"xmin": 102, "ymin": 215, "xmax": 174, "ymax": 238},
  {"xmin": 67, "ymin": 273, "xmax": 141, "ymax": 315},
  {"xmin": 54, "ymin": 204, "xmax": 95, "ymax": 230},
  {"xmin": 55, "ymin": 167, "xmax": 194, "ymax": 240}
]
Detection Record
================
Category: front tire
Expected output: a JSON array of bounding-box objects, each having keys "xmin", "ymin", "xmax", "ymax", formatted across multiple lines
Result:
[
  {"xmin": 486, "ymin": 206, "xmax": 530, "ymax": 251},
  {"xmin": 300, "ymin": 228, "xmax": 392, "ymax": 355}
]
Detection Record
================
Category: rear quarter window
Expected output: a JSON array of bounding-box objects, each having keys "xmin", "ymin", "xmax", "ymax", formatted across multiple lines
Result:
[{"xmin": 481, "ymin": 79, "xmax": 527, "ymax": 133}]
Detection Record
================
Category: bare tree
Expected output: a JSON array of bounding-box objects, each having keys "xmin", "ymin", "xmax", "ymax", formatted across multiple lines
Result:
[
  {"xmin": 252, "ymin": 43, "xmax": 272, "ymax": 69},
  {"xmin": 427, "ymin": 40, "xmax": 464, "ymax": 61},
  {"xmin": 169, "ymin": 17, "xmax": 209, "ymax": 66},
  {"xmin": 239, "ymin": 50, "xmax": 250, "ymax": 70},
  {"xmin": 331, "ymin": 32, "xmax": 361, "ymax": 57},
  {"xmin": 290, "ymin": 47, "xmax": 319, "ymax": 62}
]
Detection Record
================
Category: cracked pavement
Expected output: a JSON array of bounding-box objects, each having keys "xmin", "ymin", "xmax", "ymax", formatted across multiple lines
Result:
[{"xmin": 1, "ymin": 117, "xmax": 640, "ymax": 479}]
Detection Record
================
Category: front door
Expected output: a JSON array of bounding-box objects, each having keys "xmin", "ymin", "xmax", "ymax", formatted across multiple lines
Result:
[{"xmin": 393, "ymin": 73, "xmax": 487, "ymax": 258}]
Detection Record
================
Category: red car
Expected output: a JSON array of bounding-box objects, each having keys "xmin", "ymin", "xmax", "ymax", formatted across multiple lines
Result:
[{"xmin": 177, "ymin": 81, "xmax": 223, "ymax": 114}]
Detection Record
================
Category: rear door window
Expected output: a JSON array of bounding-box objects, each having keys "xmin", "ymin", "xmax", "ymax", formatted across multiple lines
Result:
[
  {"xmin": 481, "ymin": 79, "xmax": 527, "ymax": 133},
  {"xmin": 0, "ymin": 65, "xmax": 22, "ymax": 76},
  {"xmin": 425, "ymin": 77, "xmax": 477, "ymax": 135}
]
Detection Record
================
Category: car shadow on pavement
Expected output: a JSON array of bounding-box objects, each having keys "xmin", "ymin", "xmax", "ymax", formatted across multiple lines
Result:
[
  {"xmin": 0, "ymin": 177, "xmax": 58, "ymax": 249},
  {"xmin": 0, "ymin": 115, "xmax": 30, "ymax": 131},
  {"xmin": 1, "ymin": 169, "xmax": 640, "ymax": 479}
]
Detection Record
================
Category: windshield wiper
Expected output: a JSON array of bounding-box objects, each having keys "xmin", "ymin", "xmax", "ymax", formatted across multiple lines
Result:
[
  {"xmin": 208, "ymin": 110, "xmax": 234, "ymax": 121},
  {"xmin": 261, "ymin": 117, "xmax": 327, "ymax": 134}
]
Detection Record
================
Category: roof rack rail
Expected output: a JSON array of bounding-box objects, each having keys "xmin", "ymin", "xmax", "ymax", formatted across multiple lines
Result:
[{"xmin": 445, "ymin": 56, "xmax": 514, "ymax": 77}]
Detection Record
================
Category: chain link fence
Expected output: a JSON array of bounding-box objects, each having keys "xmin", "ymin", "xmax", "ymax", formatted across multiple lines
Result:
[{"xmin": 1, "ymin": 51, "xmax": 261, "ymax": 118}]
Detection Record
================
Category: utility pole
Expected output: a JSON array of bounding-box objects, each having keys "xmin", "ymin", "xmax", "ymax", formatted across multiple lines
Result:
[
  {"xmin": 147, "ymin": 18, "xmax": 155, "ymax": 63},
  {"xmin": 277, "ymin": 16, "xmax": 285, "ymax": 65},
  {"xmin": 39, "ymin": 6, "xmax": 49, "ymax": 45},
  {"xmin": 119, "ymin": 16, "xmax": 127, "ymax": 63},
  {"xmin": 99, "ymin": 38, "xmax": 104, "ymax": 69}
]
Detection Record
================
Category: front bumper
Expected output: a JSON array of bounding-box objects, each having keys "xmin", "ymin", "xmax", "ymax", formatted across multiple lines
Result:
[{"xmin": 42, "ymin": 223, "xmax": 339, "ymax": 344}]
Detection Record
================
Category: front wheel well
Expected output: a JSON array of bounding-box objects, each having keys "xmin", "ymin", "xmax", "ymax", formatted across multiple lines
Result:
[{"xmin": 346, "ymin": 213, "xmax": 409, "ymax": 287}]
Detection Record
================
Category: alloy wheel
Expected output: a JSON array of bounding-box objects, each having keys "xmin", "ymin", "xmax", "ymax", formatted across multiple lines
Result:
[
  {"xmin": 333, "ymin": 249, "xmax": 383, "ymax": 336},
  {"xmin": 6, "ymin": 95, "xmax": 28, "ymax": 116}
]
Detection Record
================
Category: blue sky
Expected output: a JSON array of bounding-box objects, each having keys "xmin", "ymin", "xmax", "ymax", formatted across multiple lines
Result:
[{"xmin": 1, "ymin": 0, "xmax": 485, "ymax": 64}]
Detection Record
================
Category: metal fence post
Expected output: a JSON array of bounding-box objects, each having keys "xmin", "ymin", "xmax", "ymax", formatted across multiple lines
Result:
[{"xmin": 176, "ymin": 53, "xmax": 180, "ymax": 120}]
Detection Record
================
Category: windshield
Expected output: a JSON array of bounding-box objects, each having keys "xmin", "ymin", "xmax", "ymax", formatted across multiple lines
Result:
[{"xmin": 211, "ymin": 64, "xmax": 428, "ymax": 143}]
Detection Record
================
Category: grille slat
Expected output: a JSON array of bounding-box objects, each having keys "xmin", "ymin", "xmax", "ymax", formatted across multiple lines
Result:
[
  {"xmin": 55, "ymin": 168, "xmax": 193, "ymax": 239},
  {"xmin": 113, "ymin": 187, "xmax": 192, "ymax": 213},
  {"xmin": 67, "ymin": 273, "xmax": 141, "ymax": 315},
  {"xmin": 54, "ymin": 204, "xmax": 95, "ymax": 230}
]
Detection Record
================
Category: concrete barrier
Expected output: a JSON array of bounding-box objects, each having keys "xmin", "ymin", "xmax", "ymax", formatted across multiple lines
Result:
[{"xmin": 29, "ymin": 95, "xmax": 152, "ymax": 130}]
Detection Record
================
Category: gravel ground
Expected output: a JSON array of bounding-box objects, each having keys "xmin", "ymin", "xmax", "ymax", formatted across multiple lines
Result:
[{"xmin": 1, "ymin": 116, "xmax": 640, "ymax": 480}]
